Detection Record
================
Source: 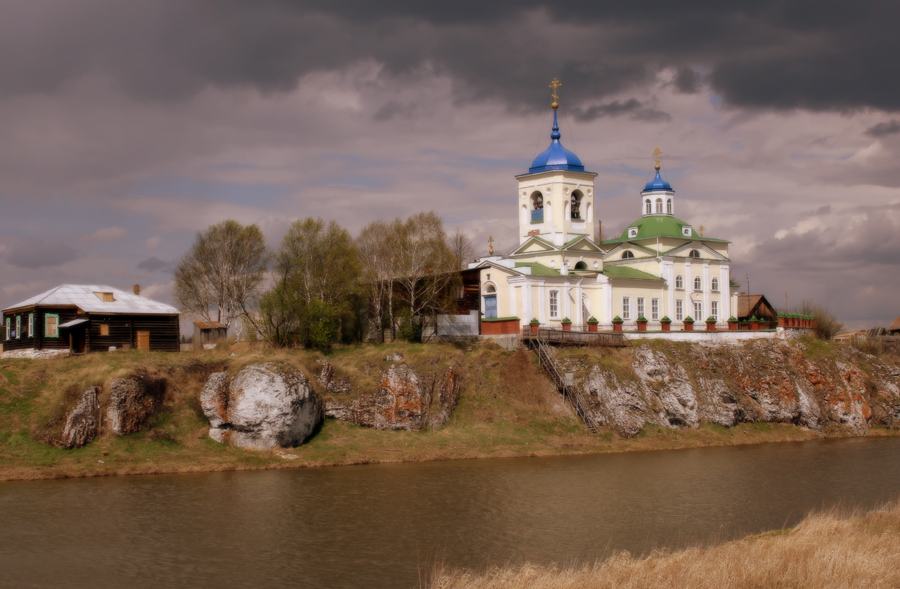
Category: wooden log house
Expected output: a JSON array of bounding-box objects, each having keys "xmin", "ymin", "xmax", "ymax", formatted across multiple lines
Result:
[{"xmin": 2, "ymin": 284, "xmax": 180, "ymax": 355}]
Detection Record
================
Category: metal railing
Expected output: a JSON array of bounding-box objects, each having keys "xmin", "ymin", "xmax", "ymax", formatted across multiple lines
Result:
[
  {"xmin": 532, "ymin": 333, "xmax": 600, "ymax": 433},
  {"xmin": 522, "ymin": 326, "xmax": 627, "ymax": 347}
]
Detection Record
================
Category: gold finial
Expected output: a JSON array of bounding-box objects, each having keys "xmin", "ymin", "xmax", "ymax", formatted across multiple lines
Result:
[
  {"xmin": 698, "ymin": 225, "xmax": 705, "ymax": 237},
  {"xmin": 549, "ymin": 77, "xmax": 562, "ymax": 110},
  {"xmin": 652, "ymin": 147, "xmax": 662, "ymax": 171},
  {"xmin": 488, "ymin": 235, "xmax": 495, "ymax": 255}
]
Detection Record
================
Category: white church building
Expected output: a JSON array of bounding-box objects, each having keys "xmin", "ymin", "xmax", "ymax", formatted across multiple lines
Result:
[{"xmin": 469, "ymin": 90, "xmax": 739, "ymax": 331}]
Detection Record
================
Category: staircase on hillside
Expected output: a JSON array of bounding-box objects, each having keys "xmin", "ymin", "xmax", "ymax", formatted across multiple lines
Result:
[{"xmin": 532, "ymin": 336, "xmax": 600, "ymax": 433}]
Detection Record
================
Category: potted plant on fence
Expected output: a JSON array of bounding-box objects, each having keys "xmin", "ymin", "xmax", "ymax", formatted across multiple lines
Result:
[
  {"xmin": 740, "ymin": 319, "xmax": 750, "ymax": 331},
  {"xmin": 727, "ymin": 316, "xmax": 738, "ymax": 331},
  {"xmin": 612, "ymin": 316, "xmax": 624, "ymax": 332},
  {"xmin": 706, "ymin": 316, "xmax": 717, "ymax": 331},
  {"xmin": 636, "ymin": 315, "xmax": 648, "ymax": 332},
  {"xmin": 683, "ymin": 316, "xmax": 695, "ymax": 331},
  {"xmin": 561, "ymin": 317, "xmax": 572, "ymax": 331},
  {"xmin": 529, "ymin": 318, "xmax": 540, "ymax": 335},
  {"xmin": 587, "ymin": 316, "xmax": 599, "ymax": 332},
  {"xmin": 660, "ymin": 316, "xmax": 672, "ymax": 332},
  {"xmin": 750, "ymin": 315, "xmax": 760, "ymax": 331},
  {"xmin": 777, "ymin": 312, "xmax": 787, "ymax": 328}
]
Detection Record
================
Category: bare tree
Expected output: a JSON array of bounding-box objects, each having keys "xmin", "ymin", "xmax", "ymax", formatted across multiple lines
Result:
[
  {"xmin": 449, "ymin": 228, "xmax": 474, "ymax": 270},
  {"xmin": 174, "ymin": 220, "xmax": 268, "ymax": 328},
  {"xmin": 357, "ymin": 220, "xmax": 397, "ymax": 341}
]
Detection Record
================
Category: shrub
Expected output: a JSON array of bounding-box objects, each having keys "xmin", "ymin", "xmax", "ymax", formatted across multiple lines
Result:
[{"xmin": 800, "ymin": 299, "xmax": 844, "ymax": 340}]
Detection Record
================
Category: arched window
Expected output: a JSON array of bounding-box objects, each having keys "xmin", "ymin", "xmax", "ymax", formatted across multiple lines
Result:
[
  {"xmin": 574, "ymin": 261, "xmax": 588, "ymax": 270},
  {"xmin": 694, "ymin": 276, "xmax": 702, "ymax": 290},
  {"xmin": 484, "ymin": 283, "xmax": 496, "ymax": 294},
  {"xmin": 531, "ymin": 191, "xmax": 543, "ymax": 210},
  {"xmin": 675, "ymin": 275, "xmax": 684, "ymax": 289},
  {"xmin": 645, "ymin": 200, "xmax": 651, "ymax": 214},
  {"xmin": 711, "ymin": 277, "xmax": 719, "ymax": 292},
  {"xmin": 667, "ymin": 199, "xmax": 672, "ymax": 214},
  {"xmin": 571, "ymin": 190, "xmax": 583, "ymax": 219},
  {"xmin": 689, "ymin": 250, "xmax": 701, "ymax": 258},
  {"xmin": 621, "ymin": 251, "xmax": 634, "ymax": 259},
  {"xmin": 655, "ymin": 198, "xmax": 663, "ymax": 213}
]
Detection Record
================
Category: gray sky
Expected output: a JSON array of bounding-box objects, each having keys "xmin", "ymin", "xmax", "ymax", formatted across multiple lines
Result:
[{"xmin": 1, "ymin": 1, "xmax": 898, "ymax": 330}]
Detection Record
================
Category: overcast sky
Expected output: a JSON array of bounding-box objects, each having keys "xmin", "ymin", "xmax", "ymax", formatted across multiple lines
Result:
[{"xmin": 1, "ymin": 1, "xmax": 898, "ymax": 330}]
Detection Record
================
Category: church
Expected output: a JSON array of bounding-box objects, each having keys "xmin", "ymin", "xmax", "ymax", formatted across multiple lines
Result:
[{"xmin": 469, "ymin": 81, "xmax": 739, "ymax": 331}]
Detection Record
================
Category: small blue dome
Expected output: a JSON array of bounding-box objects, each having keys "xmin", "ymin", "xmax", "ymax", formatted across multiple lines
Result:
[
  {"xmin": 529, "ymin": 110, "xmax": 585, "ymax": 173},
  {"xmin": 644, "ymin": 168, "xmax": 672, "ymax": 191}
]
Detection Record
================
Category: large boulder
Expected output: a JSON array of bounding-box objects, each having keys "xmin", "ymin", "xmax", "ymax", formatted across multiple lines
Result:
[
  {"xmin": 201, "ymin": 363, "xmax": 323, "ymax": 449},
  {"xmin": 106, "ymin": 374, "xmax": 166, "ymax": 436},
  {"xmin": 57, "ymin": 387, "xmax": 100, "ymax": 449}
]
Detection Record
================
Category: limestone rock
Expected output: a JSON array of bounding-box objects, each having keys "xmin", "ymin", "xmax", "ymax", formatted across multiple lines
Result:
[
  {"xmin": 106, "ymin": 374, "xmax": 166, "ymax": 436},
  {"xmin": 427, "ymin": 368, "xmax": 461, "ymax": 429},
  {"xmin": 201, "ymin": 363, "xmax": 323, "ymax": 449},
  {"xmin": 383, "ymin": 352, "xmax": 404, "ymax": 362},
  {"xmin": 57, "ymin": 387, "xmax": 100, "ymax": 449},
  {"xmin": 316, "ymin": 359, "xmax": 352, "ymax": 395}
]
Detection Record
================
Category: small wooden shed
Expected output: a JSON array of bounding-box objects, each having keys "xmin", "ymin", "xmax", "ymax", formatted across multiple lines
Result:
[
  {"xmin": 192, "ymin": 321, "xmax": 227, "ymax": 350},
  {"xmin": 737, "ymin": 294, "xmax": 777, "ymax": 326}
]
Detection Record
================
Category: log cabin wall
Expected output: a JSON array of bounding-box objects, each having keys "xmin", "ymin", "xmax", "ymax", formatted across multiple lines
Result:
[
  {"xmin": 2, "ymin": 308, "xmax": 80, "ymax": 351},
  {"xmin": 131, "ymin": 315, "xmax": 180, "ymax": 352},
  {"xmin": 86, "ymin": 314, "xmax": 180, "ymax": 352}
]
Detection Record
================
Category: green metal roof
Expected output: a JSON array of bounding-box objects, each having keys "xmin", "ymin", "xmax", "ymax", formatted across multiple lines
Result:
[
  {"xmin": 601, "ymin": 266, "xmax": 663, "ymax": 281},
  {"xmin": 513, "ymin": 262, "xmax": 560, "ymax": 276},
  {"xmin": 601, "ymin": 215, "xmax": 729, "ymax": 245}
]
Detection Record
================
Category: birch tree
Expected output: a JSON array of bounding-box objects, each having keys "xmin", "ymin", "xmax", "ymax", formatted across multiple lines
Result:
[{"xmin": 174, "ymin": 220, "xmax": 268, "ymax": 328}]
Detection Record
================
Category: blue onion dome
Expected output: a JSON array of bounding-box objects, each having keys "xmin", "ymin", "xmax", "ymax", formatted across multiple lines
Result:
[
  {"xmin": 529, "ymin": 108, "xmax": 585, "ymax": 173},
  {"xmin": 644, "ymin": 167, "xmax": 673, "ymax": 191}
]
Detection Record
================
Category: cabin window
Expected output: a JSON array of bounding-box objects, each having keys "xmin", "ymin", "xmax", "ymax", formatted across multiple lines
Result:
[
  {"xmin": 651, "ymin": 298, "xmax": 659, "ymax": 321},
  {"xmin": 667, "ymin": 199, "xmax": 672, "ymax": 214},
  {"xmin": 549, "ymin": 291, "xmax": 560, "ymax": 319},
  {"xmin": 15, "ymin": 316, "xmax": 21, "ymax": 339},
  {"xmin": 711, "ymin": 301, "xmax": 719, "ymax": 321},
  {"xmin": 645, "ymin": 200, "xmax": 651, "ymax": 215},
  {"xmin": 622, "ymin": 297, "xmax": 631, "ymax": 320},
  {"xmin": 694, "ymin": 276, "xmax": 702, "ymax": 291},
  {"xmin": 100, "ymin": 324, "xmax": 110, "ymax": 336},
  {"xmin": 45, "ymin": 314, "xmax": 59, "ymax": 338},
  {"xmin": 689, "ymin": 249, "xmax": 701, "ymax": 258},
  {"xmin": 675, "ymin": 275, "xmax": 684, "ymax": 289},
  {"xmin": 655, "ymin": 198, "xmax": 663, "ymax": 213},
  {"xmin": 28, "ymin": 314, "xmax": 33, "ymax": 337},
  {"xmin": 621, "ymin": 250, "xmax": 634, "ymax": 259},
  {"xmin": 711, "ymin": 278, "xmax": 719, "ymax": 292},
  {"xmin": 637, "ymin": 298, "xmax": 645, "ymax": 318},
  {"xmin": 676, "ymin": 300, "xmax": 683, "ymax": 321},
  {"xmin": 95, "ymin": 291, "xmax": 115, "ymax": 302}
]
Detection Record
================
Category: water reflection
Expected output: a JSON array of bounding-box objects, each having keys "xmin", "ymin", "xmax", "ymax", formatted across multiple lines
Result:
[{"xmin": 2, "ymin": 437, "xmax": 900, "ymax": 588}]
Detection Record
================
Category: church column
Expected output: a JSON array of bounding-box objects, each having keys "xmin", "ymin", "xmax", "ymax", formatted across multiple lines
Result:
[
  {"xmin": 563, "ymin": 281, "xmax": 572, "ymax": 321},
  {"xmin": 684, "ymin": 261, "xmax": 692, "ymax": 319},
  {"xmin": 510, "ymin": 285, "xmax": 518, "ymax": 321},
  {"xmin": 703, "ymin": 263, "xmax": 710, "ymax": 322},
  {"xmin": 576, "ymin": 280, "xmax": 583, "ymax": 325},
  {"xmin": 721, "ymin": 265, "xmax": 731, "ymax": 324},
  {"xmin": 523, "ymin": 280, "xmax": 533, "ymax": 324},
  {"xmin": 662, "ymin": 260, "xmax": 675, "ymax": 321},
  {"xmin": 537, "ymin": 282, "xmax": 546, "ymax": 324}
]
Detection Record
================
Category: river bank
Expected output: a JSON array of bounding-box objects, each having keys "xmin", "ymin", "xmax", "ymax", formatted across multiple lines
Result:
[
  {"xmin": 431, "ymin": 499, "xmax": 900, "ymax": 588},
  {"xmin": 1, "ymin": 340, "xmax": 898, "ymax": 482}
]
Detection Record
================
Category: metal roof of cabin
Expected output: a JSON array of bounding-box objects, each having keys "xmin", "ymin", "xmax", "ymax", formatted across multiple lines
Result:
[{"xmin": 3, "ymin": 284, "xmax": 179, "ymax": 315}]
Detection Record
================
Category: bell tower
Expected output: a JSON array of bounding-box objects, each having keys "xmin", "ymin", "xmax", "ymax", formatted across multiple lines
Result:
[
  {"xmin": 640, "ymin": 147, "xmax": 676, "ymax": 218},
  {"xmin": 515, "ymin": 78, "xmax": 598, "ymax": 246}
]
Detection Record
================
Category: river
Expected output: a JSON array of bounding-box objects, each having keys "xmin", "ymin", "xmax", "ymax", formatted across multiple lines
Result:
[{"xmin": 3, "ymin": 437, "xmax": 900, "ymax": 588}]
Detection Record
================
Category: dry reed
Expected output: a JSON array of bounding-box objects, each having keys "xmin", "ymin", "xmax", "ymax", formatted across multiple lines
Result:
[{"xmin": 431, "ymin": 501, "xmax": 900, "ymax": 589}]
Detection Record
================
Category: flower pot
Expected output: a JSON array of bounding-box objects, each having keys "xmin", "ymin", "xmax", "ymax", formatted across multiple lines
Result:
[
  {"xmin": 613, "ymin": 323, "xmax": 623, "ymax": 332},
  {"xmin": 562, "ymin": 323, "xmax": 571, "ymax": 331},
  {"xmin": 661, "ymin": 322, "xmax": 671, "ymax": 332},
  {"xmin": 751, "ymin": 321, "xmax": 760, "ymax": 331},
  {"xmin": 684, "ymin": 322, "xmax": 694, "ymax": 332},
  {"xmin": 530, "ymin": 324, "xmax": 539, "ymax": 335},
  {"xmin": 637, "ymin": 321, "xmax": 647, "ymax": 332},
  {"xmin": 706, "ymin": 321, "xmax": 716, "ymax": 332},
  {"xmin": 777, "ymin": 316, "xmax": 787, "ymax": 328},
  {"xmin": 588, "ymin": 322, "xmax": 598, "ymax": 333},
  {"xmin": 728, "ymin": 321, "xmax": 738, "ymax": 331}
]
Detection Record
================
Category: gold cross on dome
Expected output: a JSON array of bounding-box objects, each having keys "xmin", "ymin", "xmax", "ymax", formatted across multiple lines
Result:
[
  {"xmin": 652, "ymin": 147, "xmax": 662, "ymax": 170},
  {"xmin": 549, "ymin": 77, "xmax": 562, "ymax": 109},
  {"xmin": 699, "ymin": 225, "xmax": 705, "ymax": 237},
  {"xmin": 488, "ymin": 235, "xmax": 495, "ymax": 255}
]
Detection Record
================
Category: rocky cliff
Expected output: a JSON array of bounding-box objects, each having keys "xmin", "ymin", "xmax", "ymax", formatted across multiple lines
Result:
[{"xmin": 555, "ymin": 340, "xmax": 900, "ymax": 438}]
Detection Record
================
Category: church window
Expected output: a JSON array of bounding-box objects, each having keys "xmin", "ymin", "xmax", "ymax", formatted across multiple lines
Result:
[
  {"xmin": 655, "ymin": 198, "xmax": 663, "ymax": 214},
  {"xmin": 549, "ymin": 291, "xmax": 559, "ymax": 319},
  {"xmin": 628, "ymin": 228, "xmax": 638, "ymax": 238},
  {"xmin": 530, "ymin": 192, "xmax": 544, "ymax": 222},
  {"xmin": 694, "ymin": 301, "xmax": 703, "ymax": 321},
  {"xmin": 637, "ymin": 298, "xmax": 645, "ymax": 318},
  {"xmin": 574, "ymin": 261, "xmax": 587, "ymax": 270},
  {"xmin": 711, "ymin": 301, "xmax": 719, "ymax": 321},
  {"xmin": 622, "ymin": 297, "xmax": 631, "ymax": 320},
  {"xmin": 675, "ymin": 275, "xmax": 684, "ymax": 289},
  {"xmin": 694, "ymin": 276, "xmax": 702, "ymax": 291},
  {"xmin": 484, "ymin": 283, "xmax": 496, "ymax": 294},
  {"xmin": 621, "ymin": 251, "xmax": 634, "ymax": 259},
  {"xmin": 711, "ymin": 278, "xmax": 719, "ymax": 292},
  {"xmin": 689, "ymin": 250, "xmax": 701, "ymax": 258},
  {"xmin": 667, "ymin": 199, "xmax": 672, "ymax": 214},
  {"xmin": 645, "ymin": 200, "xmax": 651, "ymax": 215},
  {"xmin": 651, "ymin": 298, "xmax": 659, "ymax": 320},
  {"xmin": 571, "ymin": 190, "xmax": 583, "ymax": 219},
  {"xmin": 676, "ymin": 300, "xmax": 683, "ymax": 321}
]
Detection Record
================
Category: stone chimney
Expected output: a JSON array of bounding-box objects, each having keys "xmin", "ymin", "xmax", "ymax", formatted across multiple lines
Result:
[{"xmin": 133, "ymin": 284, "xmax": 141, "ymax": 296}]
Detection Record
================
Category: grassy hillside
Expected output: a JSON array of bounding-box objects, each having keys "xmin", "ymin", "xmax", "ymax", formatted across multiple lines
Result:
[{"xmin": 0, "ymin": 341, "xmax": 850, "ymax": 481}]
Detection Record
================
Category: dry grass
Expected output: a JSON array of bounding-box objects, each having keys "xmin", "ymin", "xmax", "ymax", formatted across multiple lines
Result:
[{"xmin": 431, "ymin": 501, "xmax": 900, "ymax": 588}]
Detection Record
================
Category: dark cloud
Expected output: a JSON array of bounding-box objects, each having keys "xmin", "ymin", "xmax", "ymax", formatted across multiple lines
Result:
[
  {"xmin": 6, "ymin": 240, "xmax": 79, "ymax": 269},
  {"xmin": 572, "ymin": 99, "xmax": 669, "ymax": 123},
  {"xmin": 866, "ymin": 120, "xmax": 900, "ymax": 137},
  {"xmin": 137, "ymin": 256, "xmax": 174, "ymax": 272},
  {"xmin": 3, "ymin": 1, "xmax": 900, "ymax": 113}
]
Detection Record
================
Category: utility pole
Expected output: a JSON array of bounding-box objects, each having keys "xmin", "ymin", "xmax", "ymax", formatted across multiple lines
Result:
[{"xmin": 746, "ymin": 274, "xmax": 750, "ymax": 294}]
